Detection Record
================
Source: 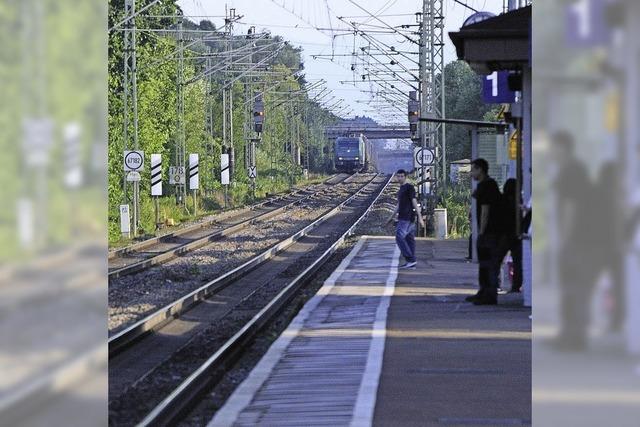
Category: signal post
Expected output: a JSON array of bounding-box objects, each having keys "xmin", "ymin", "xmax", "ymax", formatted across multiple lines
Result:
[{"xmin": 250, "ymin": 94, "xmax": 264, "ymax": 200}]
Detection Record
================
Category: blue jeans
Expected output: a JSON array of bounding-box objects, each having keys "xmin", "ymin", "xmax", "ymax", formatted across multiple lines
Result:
[{"xmin": 396, "ymin": 220, "xmax": 416, "ymax": 263}]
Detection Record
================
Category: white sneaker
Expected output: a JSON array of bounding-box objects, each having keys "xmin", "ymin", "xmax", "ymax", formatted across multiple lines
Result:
[{"xmin": 399, "ymin": 261, "xmax": 417, "ymax": 269}]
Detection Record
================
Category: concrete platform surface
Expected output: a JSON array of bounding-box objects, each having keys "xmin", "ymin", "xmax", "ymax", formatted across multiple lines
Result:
[
  {"xmin": 374, "ymin": 238, "xmax": 531, "ymax": 427},
  {"xmin": 208, "ymin": 237, "xmax": 531, "ymax": 427}
]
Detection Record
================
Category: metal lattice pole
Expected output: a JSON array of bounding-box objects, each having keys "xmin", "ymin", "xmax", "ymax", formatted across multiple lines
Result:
[
  {"xmin": 223, "ymin": 7, "xmax": 238, "ymax": 183},
  {"xmin": 419, "ymin": 1, "xmax": 429, "ymax": 200},
  {"xmin": 289, "ymin": 98, "xmax": 295, "ymax": 163},
  {"xmin": 246, "ymin": 27, "xmax": 257, "ymax": 200},
  {"xmin": 294, "ymin": 99, "xmax": 300, "ymax": 166},
  {"xmin": 175, "ymin": 18, "xmax": 186, "ymax": 205},
  {"xmin": 305, "ymin": 101, "xmax": 310, "ymax": 171},
  {"xmin": 123, "ymin": 0, "xmax": 140, "ymax": 234},
  {"xmin": 421, "ymin": 1, "xmax": 445, "ymax": 191},
  {"xmin": 431, "ymin": 0, "xmax": 446, "ymax": 192},
  {"xmin": 243, "ymin": 80, "xmax": 250, "ymax": 169},
  {"xmin": 205, "ymin": 46, "xmax": 215, "ymax": 195},
  {"xmin": 243, "ymin": 27, "xmax": 254, "ymax": 175},
  {"xmin": 418, "ymin": 0, "xmax": 445, "ymax": 233}
]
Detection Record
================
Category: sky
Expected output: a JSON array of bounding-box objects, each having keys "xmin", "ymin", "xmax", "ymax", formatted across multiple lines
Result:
[{"xmin": 177, "ymin": 0, "xmax": 505, "ymax": 124}]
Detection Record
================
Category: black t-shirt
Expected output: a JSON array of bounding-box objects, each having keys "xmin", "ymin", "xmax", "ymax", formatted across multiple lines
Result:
[
  {"xmin": 554, "ymin": 158, "xmax": 594, "ymax": 244},
  {"xmin": 397, "ymin": 183, "xmax": 416, "ymax": 221},
  {"xmin": 473, "ymin": 177, "xmax": 503, "ymax": 234}
]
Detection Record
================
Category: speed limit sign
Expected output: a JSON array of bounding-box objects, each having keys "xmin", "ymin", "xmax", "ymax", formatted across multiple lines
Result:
[
  {"xmin": 414, "ymin": 147, "xmax": 435, "ymax": 167},
  {"xmin": 124, "ymin": 150, "xmax": 144, "ymax": 171}
]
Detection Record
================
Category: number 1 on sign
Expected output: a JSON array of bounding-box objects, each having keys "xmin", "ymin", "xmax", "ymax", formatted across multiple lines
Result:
[
  {"xmin": 571, "ymin": 0, "xmax": 591, "ymax": 39},
  {"xmin": 487, "ymin": 72, "xmax": 498, "ymax": 97}
]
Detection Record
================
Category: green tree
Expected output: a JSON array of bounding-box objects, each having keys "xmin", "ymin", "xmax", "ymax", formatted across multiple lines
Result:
[
  {"xmin": 107, "ymin": 0, "xmax": 337, "ymax": 243},
  {"xmin": 444, "ymin": 60, "xmax": 500, "ymax": 165}
]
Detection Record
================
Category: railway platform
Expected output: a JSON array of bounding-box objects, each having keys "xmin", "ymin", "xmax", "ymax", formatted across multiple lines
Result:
[{"xmin": 208, "ymin": 236, "xmax": 531, "ymax": 427}]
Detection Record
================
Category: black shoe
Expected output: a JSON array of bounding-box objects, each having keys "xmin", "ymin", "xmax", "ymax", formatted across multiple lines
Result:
[
  {"xmin": 508, "ymin": 288, "xmax": 521, "ymax": 293},
  {"xmin": 465, "ymin": 292, "xmax": 482, "ymax": 302}
]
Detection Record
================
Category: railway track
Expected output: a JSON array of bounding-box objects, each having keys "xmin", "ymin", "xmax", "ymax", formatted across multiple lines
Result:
[
  {"xmin": 108, "ymin": 173, "xmax": 391, "ymax": 427},
  {"xmin": 108, "ymin": 174, "xmax": 351, "ymax": 279},
  {"xmin": 108, "ymin": 173, "xmax": 376, "ymax": 332}
]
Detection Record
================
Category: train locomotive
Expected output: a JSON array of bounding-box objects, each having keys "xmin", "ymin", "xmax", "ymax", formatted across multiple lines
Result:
[{"xmin": 334, "ymin": 136, "xmax": 366, "ymax": 173}]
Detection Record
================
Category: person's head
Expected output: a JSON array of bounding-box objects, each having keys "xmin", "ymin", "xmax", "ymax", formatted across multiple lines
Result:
[
  {"xmin": 503, "ymin": 178, "xmax": 517, "ymax": 200},
  {"xmin": 470, "ymin": 158, "xmax": 489, "ymax": 181},
  {"xmin": 551, "ymin": 130, "xmax": 575, "ymax": 164},
  {"xmin": 395, "ymin": 169, "xmax": 407, "ymax": 185}
]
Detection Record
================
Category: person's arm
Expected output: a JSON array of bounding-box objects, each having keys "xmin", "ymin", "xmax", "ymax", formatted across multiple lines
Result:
[
  {"xmin": 386, "ymin": 203, "xmax": 399, "ymax": 224},
  {"xmin": 411, "ymin": 197, "xmax": 425, "ymax": 227},
  {"xmin": 479, "ymin": 204, "xmax": 490, "ymax": 235}
]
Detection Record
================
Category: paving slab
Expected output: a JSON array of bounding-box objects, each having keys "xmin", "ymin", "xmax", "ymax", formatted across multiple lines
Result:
[
  {"xmin": 374, "ymin": 238, "xmax": 531, "ymax": 427},
  {"xmin": 207, "ymin": 237, "xmax": 531, "ymax": 427}
]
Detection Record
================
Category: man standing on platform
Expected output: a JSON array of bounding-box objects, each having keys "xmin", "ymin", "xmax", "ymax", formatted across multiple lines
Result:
[
  {"xmin": 466, "ymin": 158, "xmax": 504, "ymax": 305},
  {"xmin": 387, "ymin": 169, "xmax": 425, "ymax": 269}
]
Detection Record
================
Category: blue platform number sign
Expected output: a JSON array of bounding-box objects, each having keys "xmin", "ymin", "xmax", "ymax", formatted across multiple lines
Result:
[
  {"xmin": 482, "ymin": 71, "xmax": 516, "ymax": 104},
  {"xmin": 565, "ymin": 0, "xmax": 611, "ymax": 47}
]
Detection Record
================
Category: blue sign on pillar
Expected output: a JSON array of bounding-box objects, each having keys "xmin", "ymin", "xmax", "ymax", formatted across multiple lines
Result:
[
  {"xmin": 482, "ymin": 71, "xmax": 516, "ymax": 104},
  {"xmin": 565, "ymin": 0, "xmax": 611, "ymax": 47}
]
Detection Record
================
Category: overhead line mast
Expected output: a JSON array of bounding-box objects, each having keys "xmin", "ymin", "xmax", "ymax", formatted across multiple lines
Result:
[
  {"xmin": 418, "ymin": 0, "xmax": 445, "ymax": 224},
  {"xmin": 176, "ymin": 17, "xmax": 186, "ymax": 205},
  {"xmin": 123, "ymin": 0, "xmax": 140, "ymax": 235}
]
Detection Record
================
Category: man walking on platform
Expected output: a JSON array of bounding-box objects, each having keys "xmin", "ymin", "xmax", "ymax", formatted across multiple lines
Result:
[
  {"xmin": 466, "ymin": 158, "xmax": 504, "ymax": 305},
  {"xmin": 387, "ymin": 169, "xmax": 425, "ymax": 269}
]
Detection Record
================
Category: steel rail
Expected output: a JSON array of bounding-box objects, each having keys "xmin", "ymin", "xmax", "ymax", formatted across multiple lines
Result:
[
  {"xmin": 108, "ymin": 174, "xmax": 374, "ymax": 356},
  {"xmin": 135, "ymin": 174, "xmax": 391, "ymax": 426},
  {"xmin": 107, "ymin": 185, "xmax": 344, "ymax": 279},
  {"xmin": 108, "ymin": 173, "xmax": 341, "ymax": 260}
]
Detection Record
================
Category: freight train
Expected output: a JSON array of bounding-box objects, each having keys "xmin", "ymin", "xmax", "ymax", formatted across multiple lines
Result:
[{"xmin": 334, "ymin": 136, "xmax": 367, "ymax": 173}]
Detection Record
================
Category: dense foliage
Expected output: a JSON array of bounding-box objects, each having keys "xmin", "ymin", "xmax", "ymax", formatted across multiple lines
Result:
[
  {"xmin": 439, "ymin": 172, "xmax": 472, "ymax": 238},
  {"xmin": 439, "ymin": 61, "xmax": 501, "ymax": 238},
  {"xmin": 444, "ymin": 60, "xmax": 500, "ymax": 165},
  {"xmin": 108, "ymin": 0, "xmax": 337, "ymax": 242}
]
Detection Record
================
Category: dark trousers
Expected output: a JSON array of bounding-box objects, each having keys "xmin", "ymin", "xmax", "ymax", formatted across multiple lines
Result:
[
  {"xmin": 497, "ymin": 236, "xmax": 523, "ymax": 291},
  {"xmin": 477, "ymin": 233, "xmax": 503, "ymax": 299},
  {"xmin": 557, "ymin": 247, "xmax": 599, "ymax": 346}
]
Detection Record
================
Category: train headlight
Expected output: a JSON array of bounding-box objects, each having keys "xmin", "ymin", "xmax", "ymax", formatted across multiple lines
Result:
[
  {"xmin": 355, "ymin": 157, "xmax": 359, "ymax": 160},
  {"xmin": 338, "ymin": 157, "xmax": 343, "ymax": 160}
]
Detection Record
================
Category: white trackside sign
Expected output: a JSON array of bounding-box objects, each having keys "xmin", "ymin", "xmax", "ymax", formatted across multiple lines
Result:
[
  {"xmin": 189, "ymin": 153, "xmax": 199, "ymax": 190},
  {"xmin": 120, "ymin": 204, "xmax": 130, "ymax": 233},
  {"xmin": 169, "ymin": 166, "xmax": 185, "ymax": 185},
  {"xmin": 151, "ymin": 154, "xmax": 162, "ymax": 195},
  {"xmin": 221, "ymin": 154, "xmax": 230, "ymax": 185}
]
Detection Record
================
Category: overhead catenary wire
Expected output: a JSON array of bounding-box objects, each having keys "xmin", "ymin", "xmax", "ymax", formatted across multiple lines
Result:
[
  {"xmin": 109, "ymin": 0, "xmax": 164, "ymax": 32},
  {"xmin": 344, "ymin": 0, "xmax": 418, "ymax": 45},
  {"xmin": 137, "ymin": 30, "xmax": 272, "ymax": 73},
  {"xmin": 179, "ymin": 0, "xmax": 431, "ymax": 121},
  {"xmin": 452, "ymin": 0, "xmax": 479, "ymax": 13}
]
